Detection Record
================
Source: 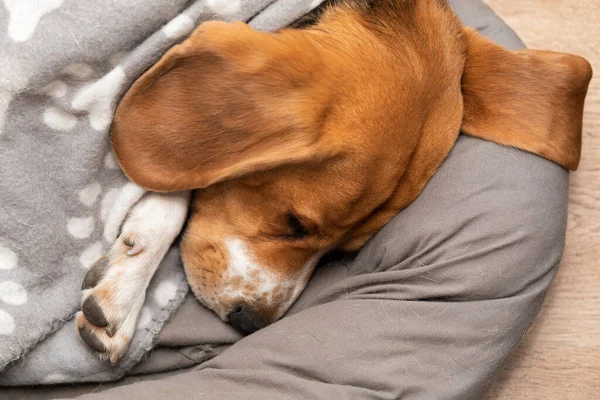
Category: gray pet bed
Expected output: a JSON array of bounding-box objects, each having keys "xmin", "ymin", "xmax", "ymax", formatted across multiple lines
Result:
[{"xmin": 3, "ymin": 0, "xmax": 568, "ymax": 399}]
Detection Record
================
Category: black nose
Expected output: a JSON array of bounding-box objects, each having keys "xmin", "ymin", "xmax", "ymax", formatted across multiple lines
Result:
[{"xmin": 227, "ymin": 305, "xmax": 266, "ymax": 334}]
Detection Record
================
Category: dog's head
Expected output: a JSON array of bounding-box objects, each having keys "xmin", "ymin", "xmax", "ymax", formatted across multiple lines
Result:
[{"xmin": 111, "ymin": 2, "xmax": 591, "ymax": 333}]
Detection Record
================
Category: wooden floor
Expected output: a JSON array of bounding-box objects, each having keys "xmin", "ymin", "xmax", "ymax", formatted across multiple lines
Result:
[{"xmin": 482, "ymin": 0, "xmax": 600, "ymax": 398}]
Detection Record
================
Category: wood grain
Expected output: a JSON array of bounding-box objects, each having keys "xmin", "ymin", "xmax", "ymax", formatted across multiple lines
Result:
[{"xmin": 482, "ymin": 0, "xmax": 600, "ymax": 398}]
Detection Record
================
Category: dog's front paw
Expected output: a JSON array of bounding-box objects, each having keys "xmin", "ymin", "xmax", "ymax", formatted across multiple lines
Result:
[
  {"xmin": 75, "ymin": 191, "xmax": 189, "ymax": 364},
  {"xmin": 76, "ymin": 250, "xmax": 145, "ymax": 365}
]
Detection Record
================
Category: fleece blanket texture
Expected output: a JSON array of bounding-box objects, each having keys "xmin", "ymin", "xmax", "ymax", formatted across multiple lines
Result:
[{"xmin": 0, "ymin": 0, "xmax": 325, "ymax": 385}]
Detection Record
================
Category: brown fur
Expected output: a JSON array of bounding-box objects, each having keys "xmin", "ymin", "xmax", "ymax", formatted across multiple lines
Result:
[{"xmin": 110, "ymin": 0, "xmax": 592, "ymax": 325}]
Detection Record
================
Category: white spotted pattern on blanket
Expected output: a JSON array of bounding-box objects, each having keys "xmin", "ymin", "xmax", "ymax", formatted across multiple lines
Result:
[
  {"xmin": 36, "ymin": 68, "xmax": 148, "ymax": 276},
  {"xmin": 0, "ymin": 243, "xmax": 17, "ymax": 271},
  {"xmin": 154, "ymin": 280, "xmax": 180, "ymax": 307},
  {"xmin": 62, "ymin": 63, "xmax": 94, "ymax": 80},
  {"xmin": 0, "ymin": 0, "xmax": 333, "ymax": 385},
  {"xmin": 39, "ymin": 80, "xmax": 68, "ymax": 98},
  {"xmin": 42, "ymin": 107, "xmax": 77, "ymax": 131},
  {"xmin": 3, "ymin": 0, "xmax": 66, "ymax": 42},
  {"xmin": 104, "ymin": 152, "xmax": 119, "ymax": 170},
  {"xmin": 206, "ymin": 0, "xmax": 242, "ymax": 16},
  {"xmin": 137, "ymin": 306, "xmax": 153, "ymax": 328},
  {"xmin": 162, "ymin": 14, "xmax": 195, "ymax": 39},
  {"xmin": 39, "ymin": 70, "xmax": 112, "ymax": 269},
  {"xmin": 79, "ymin": 241, "xmax": 105, "ymax": 270},
  {"xmin": 0, "ymin": 25, "xmax": 135, "ymax": 365},
  {"xmin": 79, "ymin": 182, "xmax": 102, "ymax": 207},
  {"xmin": 0, "ymin": 244, "xmax": 24, "ymax": 336}
]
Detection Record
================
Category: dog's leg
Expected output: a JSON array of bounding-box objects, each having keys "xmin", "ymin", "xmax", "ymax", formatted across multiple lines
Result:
[{"xmin": 76, "ymin": 190, "xmax": 190, "ymax": 364}]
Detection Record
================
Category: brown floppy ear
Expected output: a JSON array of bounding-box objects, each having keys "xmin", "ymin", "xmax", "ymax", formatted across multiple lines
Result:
[
  {"xmin": 460, "ymin": 28, "xmax": 592, "ymax": 170},
  {"xmin": 111, "ymin": 21, "xmax": 333, "ymax": 192}
]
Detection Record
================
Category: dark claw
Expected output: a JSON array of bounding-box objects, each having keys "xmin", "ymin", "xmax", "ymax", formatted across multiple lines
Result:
[
  {"xmin": 105, "ymin": 326, "xmax": 115, "ymax": 338},
  {"xmin": 82, "ymin": 295, "xmax": 108, "ymax": 327},
  {"xmin": 122, "ymin": 236, "xmax": 135, "ymax": 248},
  {"xmin": 82, "ymin": 257, "xmax": 110, "ymax": 290},
  {"xmin": 78, "ymin": 325, "xmax": 106, "ymax": 353}
]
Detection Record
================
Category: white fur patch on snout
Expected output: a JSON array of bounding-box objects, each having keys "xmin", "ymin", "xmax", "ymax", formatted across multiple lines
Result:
[
  {"xmin": 220, "ymin": 238, "xmax": 324, "ymax": 321},
  {"xmin": 224, "ymin": 238, "xmax": 280, "ymax": 300},
  {"xmin": 203, "ymin": 238, "xmax": 325, "ymax": 322}
]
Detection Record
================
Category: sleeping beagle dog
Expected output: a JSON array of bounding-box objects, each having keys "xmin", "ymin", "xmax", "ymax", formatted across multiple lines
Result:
[{"xmin": 76, "ymin": 0, "xmax": 592, "ymax": 364}]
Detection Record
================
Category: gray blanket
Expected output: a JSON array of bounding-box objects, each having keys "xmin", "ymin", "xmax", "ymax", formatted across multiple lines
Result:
[{"xmin": 0, "ymin": 0, "xmax": 323, "ymax": 385}]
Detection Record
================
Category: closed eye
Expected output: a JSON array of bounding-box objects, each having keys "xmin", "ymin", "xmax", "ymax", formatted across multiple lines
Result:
[{"xmin": 284, "ymin": 211, "xmax": 309, "ymax": 240}]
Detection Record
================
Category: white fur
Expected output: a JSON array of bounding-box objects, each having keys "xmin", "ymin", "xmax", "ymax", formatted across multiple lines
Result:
[
  {"xmin": 78, "ymin": 191, "xmax": 190, "ymax": 363},
  {"xmin": 224, "ymin": 238, "xmax": 281, "ymax": 301},
  {"xmin": 4, "ymin": 0, "xmax": 65, "ymax": 42},
  {"xmin": 0, "ymin": 243, "xmax": 18, "ymax": 270},
  {"xmin": 72, "ymin": 66, "xmax": 126, "ymax": 131},
  {"xmin": 162, "ymin": 14, "xmax": 194, "ymax": 39},
  {"xmin": 43, "ymin": 107, "xmax": 77, "ymax": 131},
  {"xmin": 220, "ymin": 238, "xmax": 323, "ymax": 320},
  {"xmin": 102, "ymin": 182, "xmax": 146, "ymax": 243}
]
